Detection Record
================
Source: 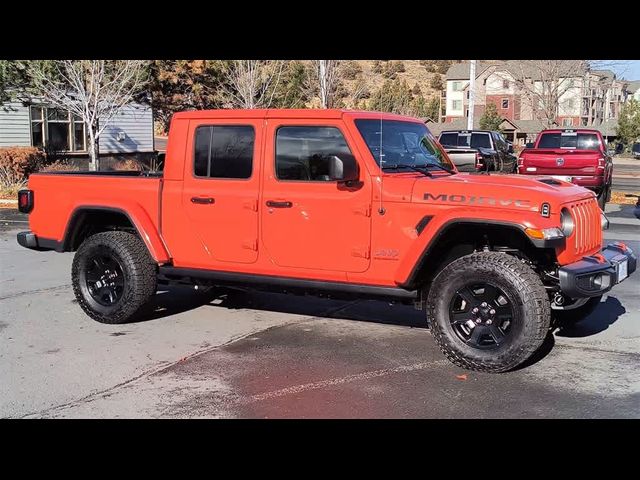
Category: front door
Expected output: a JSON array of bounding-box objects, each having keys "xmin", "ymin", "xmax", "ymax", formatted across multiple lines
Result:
[
  {"xmin": 180, "ymin": 119, "xmax": 262, "ymax": 266},
  {"xmin": 261, "ymin": 120, "xmax": 372, "ymax": 274}
]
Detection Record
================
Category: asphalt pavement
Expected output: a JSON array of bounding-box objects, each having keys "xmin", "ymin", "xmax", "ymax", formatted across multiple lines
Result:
[
  {"xmin": 1, "ymin": 204, "xmax": 638, "ymax": 418},
  {"xmin": 612, "ymin": 157, "xmax": 639, "ymax": 193}
]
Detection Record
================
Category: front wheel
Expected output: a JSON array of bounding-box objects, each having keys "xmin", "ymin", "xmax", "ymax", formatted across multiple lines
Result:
[
  {"xmin": 426, "ymin": 252, "xmax": 550, "ymax": 373},
  {"xmin": 72, "ymin": 231, "xmax": 157, "ymax": 324}
]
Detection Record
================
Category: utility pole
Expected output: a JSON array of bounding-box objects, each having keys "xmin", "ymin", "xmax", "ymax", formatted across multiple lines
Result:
[{"xmin": 467, "ymin": 60, "xmax": 476, "ymax": 130}]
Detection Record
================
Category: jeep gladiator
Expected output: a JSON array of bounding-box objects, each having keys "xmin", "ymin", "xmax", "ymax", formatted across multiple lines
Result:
[
  {"xmin": 518, "ymin": 128, "xmax": 613, "ymax": 208},
  {"xmin": 16, "ymin": 109, "xmax": 637, "ymax": 372}
]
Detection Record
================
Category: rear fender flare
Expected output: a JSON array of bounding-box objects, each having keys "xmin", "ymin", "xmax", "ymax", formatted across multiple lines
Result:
[{"xmin": 63, "ymin": 204, "xmax": 170, "ymax": 263}]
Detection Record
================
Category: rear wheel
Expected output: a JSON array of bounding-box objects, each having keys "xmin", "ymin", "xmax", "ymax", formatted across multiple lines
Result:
[
  {"xmin": 72, "ymin": 231, "xmax": 157, "ymax": 324},
  {"xmin": 427, "ymin": 252, "xmax": 550, "ymax": 373}
]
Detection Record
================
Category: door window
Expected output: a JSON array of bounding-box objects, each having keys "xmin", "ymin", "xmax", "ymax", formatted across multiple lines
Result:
[
  {"xmin": 193, "ymin": 125, "xmax": 254, "ymax": 179},
  {"xmin": 275, "ymin": 126, "xmax": 355, "ymax": 181}
]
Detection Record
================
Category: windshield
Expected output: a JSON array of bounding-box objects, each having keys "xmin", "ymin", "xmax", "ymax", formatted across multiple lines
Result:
[
  {"xmin": 355, "ymin": 119, "xmax": 454, "ymax": 171},
  {"xmin": 537, "ymin": 132, "xmax": 601, "ymax": 150}
]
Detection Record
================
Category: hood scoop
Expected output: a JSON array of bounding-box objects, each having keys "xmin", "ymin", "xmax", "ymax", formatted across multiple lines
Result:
[{"xmin": 538, "ymin": 178, "xmax": 563, "ymax": 186}]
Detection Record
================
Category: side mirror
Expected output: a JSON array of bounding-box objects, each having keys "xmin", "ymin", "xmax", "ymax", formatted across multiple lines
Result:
[{"xmin": 329, "ymin": 155, "xmax": 359, "ymax": 183}]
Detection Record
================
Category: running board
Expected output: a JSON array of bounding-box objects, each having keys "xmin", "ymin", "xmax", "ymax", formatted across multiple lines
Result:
[{"xmin": 158, "ymin": 266, "xmax": 417, "ymax": 302}]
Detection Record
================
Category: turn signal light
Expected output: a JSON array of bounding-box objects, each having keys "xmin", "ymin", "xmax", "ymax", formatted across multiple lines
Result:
[{"xmin": 525, "ymin": 227, "xmax": 564, "ymax": 240}]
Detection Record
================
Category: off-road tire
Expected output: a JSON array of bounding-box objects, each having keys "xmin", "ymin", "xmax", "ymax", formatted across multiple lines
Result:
[
  {"xmin": 552, "ymin": 295, "xmax": 602, "ymax": 327},
  {"xmin": 426, "ymin": 251, "xmax": 550, "ymax": 373},
  {"xmin": 72, "ymin": 231, "xmax": 157, "ymax": 324}
]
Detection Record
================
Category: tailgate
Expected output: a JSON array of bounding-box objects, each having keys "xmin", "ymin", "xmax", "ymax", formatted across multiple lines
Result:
[
  {"xmin": 445, "ymin": 148, "xmax": 477, "ymax": 172},
  {"xmin": 521, "ymin": 149, "xmax": 600, "ymax": 176}
]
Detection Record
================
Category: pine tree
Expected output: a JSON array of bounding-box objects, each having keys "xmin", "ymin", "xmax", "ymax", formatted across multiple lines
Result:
[{"xmin": 479, "ymin": 103, "xmax": 503, "ymax": 131}]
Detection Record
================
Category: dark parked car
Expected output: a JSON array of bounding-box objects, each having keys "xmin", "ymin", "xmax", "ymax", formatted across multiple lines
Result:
[
  {"xmin": 438, "ymin": 130, "xmax": 517, "ymax": 173},
  {"xmin": 632, "ymin": 142, "xmax": 640, "ymax": 159}
]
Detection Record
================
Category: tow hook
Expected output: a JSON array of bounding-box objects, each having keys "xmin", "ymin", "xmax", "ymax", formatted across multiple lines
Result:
[{"xmin": 553, "ymin": 292, "xmax": 566, "ymax": 306}]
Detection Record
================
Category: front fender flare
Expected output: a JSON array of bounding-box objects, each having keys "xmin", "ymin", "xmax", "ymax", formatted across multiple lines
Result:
[{"xmin": 394, "ymin": 217, "xmax": 556, "ymax": 289}]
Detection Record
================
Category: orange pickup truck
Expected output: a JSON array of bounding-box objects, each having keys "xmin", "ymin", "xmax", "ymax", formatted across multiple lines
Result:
[{"xmin": 16, "ymin": 109, "xmax": 636, "ymax": 372}]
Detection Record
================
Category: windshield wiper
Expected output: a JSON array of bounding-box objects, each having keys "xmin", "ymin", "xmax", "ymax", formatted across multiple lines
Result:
[
  {"xmin": 381, "ymin": 164, "xmax": 433, "ymax": 177},
  {"xmin": 423, "ymin": 162, "xmax": 455, "ymax": 174}
]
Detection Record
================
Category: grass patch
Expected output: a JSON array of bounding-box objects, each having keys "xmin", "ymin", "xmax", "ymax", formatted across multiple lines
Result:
[
  {"xmin": 610, "ymin": 191, "xmax": 639, "ymax": 205},
  {"xmin": 0, "ymin": 180, "xmax": 27, "ymax": 200}
]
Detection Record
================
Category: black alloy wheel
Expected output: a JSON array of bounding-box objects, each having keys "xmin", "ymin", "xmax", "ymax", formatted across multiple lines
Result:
[{"xmin": 449, "ymin": 282, "xmax": 516, "ymax": 349}]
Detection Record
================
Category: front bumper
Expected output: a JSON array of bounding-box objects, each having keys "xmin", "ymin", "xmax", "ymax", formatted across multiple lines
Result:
[{"xmin": 558, "ymin": 242, "xmax": 637, "ymax": 298}]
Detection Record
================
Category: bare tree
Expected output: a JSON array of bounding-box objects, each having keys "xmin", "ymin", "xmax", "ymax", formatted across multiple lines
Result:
[
  {"xmin": 222, "ymin": 60, "xmax": 284, "ymax": 109},
  {"xmin": 503, "ymin": 60, "xmax": 588, "ymax": 127},
  {"xmin": 29, "ymin": 60, "xmax": 148, "ymax": 170},
  {"xmin": 314, "ymin": 60, "xmax": 341, "ymax": 108}
]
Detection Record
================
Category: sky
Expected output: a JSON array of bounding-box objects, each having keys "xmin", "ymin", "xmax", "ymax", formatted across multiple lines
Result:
[{"xmin": 601, "ymin": 60, "xmax": 640, "ymax": 80}]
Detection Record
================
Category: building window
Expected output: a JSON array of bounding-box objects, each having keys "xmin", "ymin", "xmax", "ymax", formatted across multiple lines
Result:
[
  {"xmin": 567, "ymin": 99, "xmax": 575, "ymax": 109},
  {"xmin": 194, "ymin": 125, "xmax": 254, "ymax": 179},
  {"xmin": 503, "ymin": 79, "xmax": 509, "ymax": 89},
  {"xmin": 465, "ymin": 109, "xmax": 469, "ymax": 118},
  {"xmin": 466, "ymin": 91, "xmax": 469, "ymax": 100},
  {"xmin": 562, "ymin": 118, "xmax": 573, "ymax": 127},
  {"xmin": 452, "ymin": 81, "xmax": 463, "ymax": 92},
  {"xmin": 30, "ymin": 106, "xmax": 86, "ymax": 152},
  {"xmin": 451, "ymin": 99, "xmax": 462, "ymax": 111},
  {"xmin": 501, "ymin": 99, "xmax": 509, "ymax": 109}
]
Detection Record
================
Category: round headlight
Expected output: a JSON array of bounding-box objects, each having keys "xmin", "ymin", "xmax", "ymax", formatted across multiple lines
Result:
[{"xmin": 560, "ymin": 208, "xmax": 574, "ymax": 236}]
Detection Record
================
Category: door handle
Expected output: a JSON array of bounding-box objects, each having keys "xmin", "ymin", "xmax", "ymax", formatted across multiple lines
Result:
[
  {"xmin": 266, "ymin": 200, "xmax": 292, "ymax": 208},
  {"xmin": 191, "ymin": 197, "xmax": 215, "ymax": 204}
]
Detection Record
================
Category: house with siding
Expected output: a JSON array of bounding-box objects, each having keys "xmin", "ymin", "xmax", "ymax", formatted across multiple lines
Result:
[{"xmin": 0, "ymin": 97, "xmax": 155, "ymax": 166}]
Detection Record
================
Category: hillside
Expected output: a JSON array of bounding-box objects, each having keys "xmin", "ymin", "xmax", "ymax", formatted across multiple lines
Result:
[{"xmin": 336, "ymin": 60, "xmax": 457, "ymax": 109}]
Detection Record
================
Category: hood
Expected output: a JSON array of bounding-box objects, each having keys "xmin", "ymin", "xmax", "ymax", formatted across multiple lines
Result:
[{"xmin": 408, "ymin": 173, "xmax": 594, "ymax": 212}]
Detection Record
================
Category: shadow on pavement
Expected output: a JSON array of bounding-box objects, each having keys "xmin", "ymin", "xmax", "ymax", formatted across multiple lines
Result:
[
  {"xmin": 555, "ymin": 296, "xmax": 626, "ymax": 338},
  {"xmin": 511, "ymin": 331, "xmax": 556, "ymax": 371},
  {"xmin": 135, "ymin": 285, "xmax": 427, "ymax": 329}
]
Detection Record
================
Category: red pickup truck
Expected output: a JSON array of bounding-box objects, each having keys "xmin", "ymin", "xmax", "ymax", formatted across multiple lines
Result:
[
  {"xmin": 16, "ymin": 109, "xmax": 636, "ymax": 373},
  {"xmin": 517, "ymin": 128, "xmax": 613, "ymax": 208}
]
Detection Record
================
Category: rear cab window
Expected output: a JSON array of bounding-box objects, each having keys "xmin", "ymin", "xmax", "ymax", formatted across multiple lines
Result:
[
  {"xmin": 470, "ymin": 132, "xmax": 491, "ymax": 149},
  {"xmin": 439, "ymin": 132, "xmax": 459, "ymax": 147},
  {"xmin": 537, "ymin": 131, "xmax": 601, "ymax": 151}
]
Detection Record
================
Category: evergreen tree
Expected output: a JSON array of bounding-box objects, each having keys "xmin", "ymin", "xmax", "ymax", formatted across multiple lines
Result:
[
  {"xmin": 616, "ymin": 99, "xmax": 640, "ymax": 148},
  {"xmin": 479, "ymin": 103, "xmax": 503, "ymax": 130}
]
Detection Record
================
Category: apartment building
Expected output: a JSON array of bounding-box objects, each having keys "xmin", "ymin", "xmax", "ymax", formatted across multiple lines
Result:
[{"xmin": 443, "ymin": 61, "xmax": 630, "ymax": 130}]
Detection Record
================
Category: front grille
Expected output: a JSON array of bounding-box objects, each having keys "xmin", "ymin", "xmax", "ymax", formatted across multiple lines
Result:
[{"xmin": 569, "ymin": 198, "xmax": 602, "ymax": 255}]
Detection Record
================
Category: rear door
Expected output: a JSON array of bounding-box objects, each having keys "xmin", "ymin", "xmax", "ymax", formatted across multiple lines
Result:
[
  {"xmin": 260, "ymin": 119, "xmax": 372, "ymax": 274},
  {"xmin": 179, "ymin": 119, "xmax": 262, "ymax": 266}
]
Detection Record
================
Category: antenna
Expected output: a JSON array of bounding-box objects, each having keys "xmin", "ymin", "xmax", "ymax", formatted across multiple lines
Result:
[{"xmin": 378, "ymin": 112, "xmax": 385, "ymax": 215}]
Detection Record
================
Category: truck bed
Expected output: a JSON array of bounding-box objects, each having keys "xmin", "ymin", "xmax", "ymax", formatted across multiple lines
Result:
[
  {"xmin": 27, "ymin": 172, "xmax": 163, "ymax": 246},
  {"xmin": 443, "ymin": 148, "xmax": 477, "ymax": 172}
]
